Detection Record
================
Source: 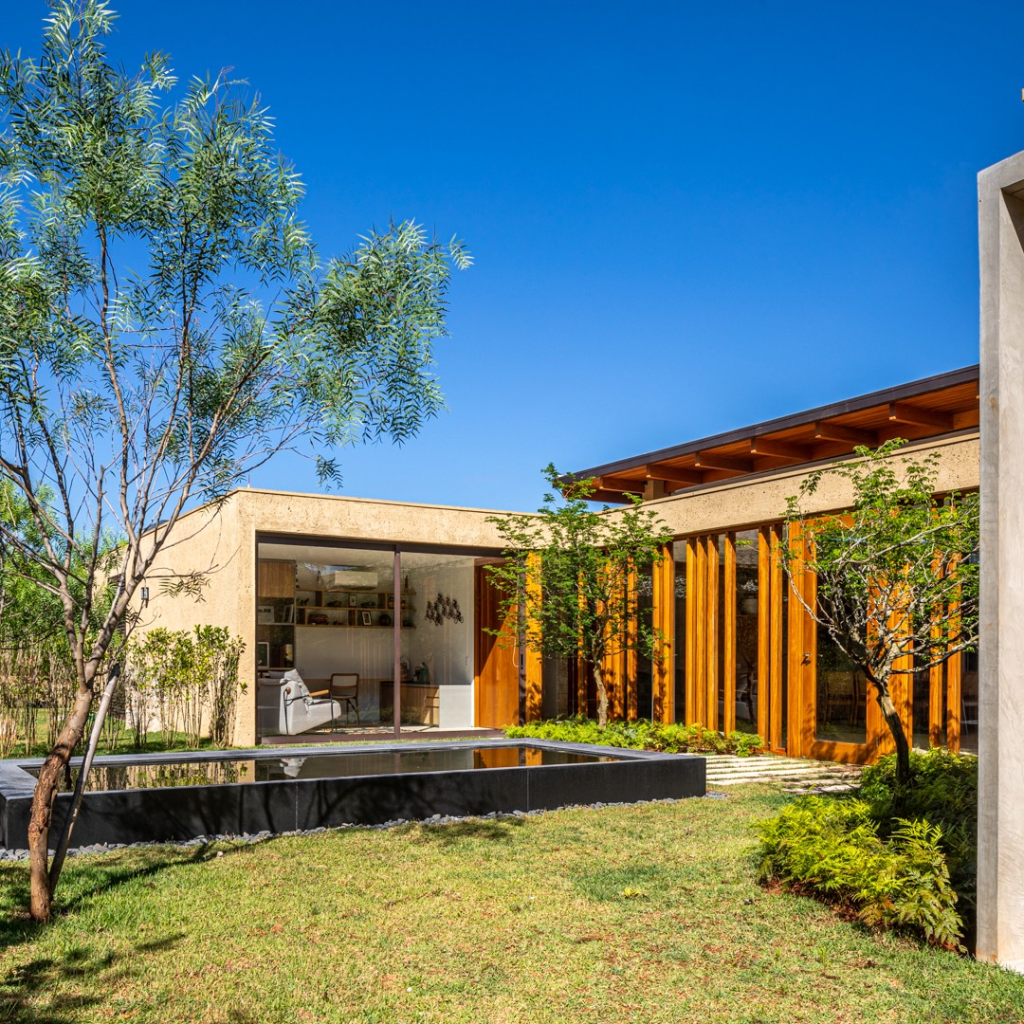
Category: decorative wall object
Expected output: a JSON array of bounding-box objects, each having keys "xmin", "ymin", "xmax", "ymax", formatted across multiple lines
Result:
[{"xmin": 425, "ymin": 593, "xmax": 464, "ymax": 626}]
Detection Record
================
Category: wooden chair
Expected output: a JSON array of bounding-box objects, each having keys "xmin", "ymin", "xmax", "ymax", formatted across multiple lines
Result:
[
  {"xmin": 822, "ymin": 670, "xmax": 860, "ymax": 726},
  {"xmin": 330, "ymin": 673, "xmax": 360, "ymax": 724}
]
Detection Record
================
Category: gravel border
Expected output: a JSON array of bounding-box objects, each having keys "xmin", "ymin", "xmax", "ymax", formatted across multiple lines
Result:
[{"xmin": 0, "ymin": 792, "xmax": 727, "ymax": 863}]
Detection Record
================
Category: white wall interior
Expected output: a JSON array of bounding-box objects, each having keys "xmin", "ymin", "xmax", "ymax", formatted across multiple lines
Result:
[{"xmin": 402, "ymin": 553, "xmax": 476, "ymax": 728}]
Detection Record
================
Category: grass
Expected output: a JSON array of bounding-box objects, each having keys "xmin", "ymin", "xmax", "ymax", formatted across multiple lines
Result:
[{"xmin": 1, "ymin": 788, "xmax": 1022, "ymax": 1023}]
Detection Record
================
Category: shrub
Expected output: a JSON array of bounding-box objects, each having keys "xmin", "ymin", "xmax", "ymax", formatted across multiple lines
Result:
[
  {"xmin": 125, "ymin": 627, "xmax": 245, "ymax": 748},
  {"xmin": 755, "ymin": 796, "xmax": 963, "ymax": 949},
  {"xmin": 505, "ymin": 717, "xmax": 764, "ymax": 756},
  {"xmin": 860, "ymin": 748, "xmax": 977, "ymax": 918}
]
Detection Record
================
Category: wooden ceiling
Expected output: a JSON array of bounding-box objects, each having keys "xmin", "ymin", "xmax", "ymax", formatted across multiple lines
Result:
[{"xmin": 566, "ymin": 366, "xmax": 980, "ymax": 503}]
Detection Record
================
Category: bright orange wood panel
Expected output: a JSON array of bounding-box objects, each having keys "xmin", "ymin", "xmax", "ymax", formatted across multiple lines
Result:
[{"xmin": 474, "ymin": 566, "xmax": 521, "ymax": 728}]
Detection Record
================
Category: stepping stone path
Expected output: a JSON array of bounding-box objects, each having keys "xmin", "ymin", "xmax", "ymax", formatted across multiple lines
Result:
[{"xmin": 704, "ymin": 754, "xmax": 862, "ymax": 794}]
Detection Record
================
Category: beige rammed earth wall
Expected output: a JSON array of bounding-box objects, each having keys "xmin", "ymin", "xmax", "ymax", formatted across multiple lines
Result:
[
  {"xmin": 632, "ymin": 432, "xmax": 979, "ymax": 536},
  {"xmin": 141, "ymin": 490, "xmax": 512, "ymax": 745},
  {"xmin": 139, "ymin": 432, "xmax": 979, "ymax": 746}
]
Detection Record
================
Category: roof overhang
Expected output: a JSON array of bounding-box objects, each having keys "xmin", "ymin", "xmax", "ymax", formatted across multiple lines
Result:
[{"xmin": 563, "ymin": 365, "xmax": 980, "ymax": 502}]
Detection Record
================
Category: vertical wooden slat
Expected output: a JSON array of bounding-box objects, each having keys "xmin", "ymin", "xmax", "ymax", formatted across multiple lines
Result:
[
  {"xmin": 652, "ymin": 544, "xmax": 674, "ymax": 723},
  {"xmin": 722, "ymin": 532, "xmax": 736, "ymax": 736},
  {"xmin": 524, "ymin": 553, "xmax": 543, "ymax": 722},
  {"xmin": 685, "ymin": 538, "xmax": 697, "ymax": 725},
  {"xmin": 626, "ymin": 565, "xmax": 638, "ymax": 721},
  {"xmin": 706, "ymin": 535, "xmax": 720, "ymax": 731},
  {"xmin": 928, "ymin": 558, "xmax": 945, "ymax": 748},
  {"xmin": 393, "ymin": 551, "xmax": 402, "ymax": 737},
  {"xmin": 946, "ymin": 583, "xmax": 963, "ymax": 753},
  {"xmin": 757, "ymin": 527, "xmax": 771, "ymax": 744},
  {"xmin": 800, "ymin": 547, "xmax": 818, "ymax": 759},
  {"xmin": 947, "ymin": 653, "xmax": 962, "ymax": 753},
  {"xmin": 695, "ymin": 535, "xmax": 707, "ymax": 725},
  {"xmin": 786, "ymin": 521, "xmax": 803, "ymax": 757},
  {"xmin": 769, "ymin": 524, "xmax": 784, "ymax": 752}
]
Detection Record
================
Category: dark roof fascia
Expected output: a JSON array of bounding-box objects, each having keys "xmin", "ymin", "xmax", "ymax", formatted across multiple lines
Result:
[{"xmin": 565, "ymin": 364, "xmax": 980, "ymax": 483}]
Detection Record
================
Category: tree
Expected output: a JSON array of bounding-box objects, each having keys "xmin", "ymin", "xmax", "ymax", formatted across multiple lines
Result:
[
  {"xmin": 0, "ymin": 1, "xmax": 470, "ymax": 920},
  {"xmin": 486, "ymin": 465, "xmax": 672, "ymax": 726},
  {"xmin": 783, "ymin": 441, "xmax": 979, "ymax": 788}
]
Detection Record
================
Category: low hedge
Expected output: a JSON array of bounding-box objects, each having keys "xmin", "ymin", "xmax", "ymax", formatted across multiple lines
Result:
[{"xmin": 505, "ymin": 717, "xmax": 765, "ymax": 756}]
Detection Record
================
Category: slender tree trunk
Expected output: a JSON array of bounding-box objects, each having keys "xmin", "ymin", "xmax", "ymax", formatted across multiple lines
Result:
[
  {"xmin": 27, "ymin": 683, "xmax": 95, "ymax": 922},
  {"xmin": 48, "ymin": 664, "xmax": 120, "ymax": 893},
  {"xmin": 593, "ymin": 662, "xmax": 609, "ymax": 727},
  {"xmin": 875, "ymin": 677, "xmax": 912, "ymax": 789}
]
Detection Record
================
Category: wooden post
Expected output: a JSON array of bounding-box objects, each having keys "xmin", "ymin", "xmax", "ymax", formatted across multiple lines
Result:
[
  {"xmin": 722, "ymin": 532, "xmax": 736, "ymax": 736},
  {"xmin": 652, "ymin": 544, "xmax": 675, "ymax": 723}
]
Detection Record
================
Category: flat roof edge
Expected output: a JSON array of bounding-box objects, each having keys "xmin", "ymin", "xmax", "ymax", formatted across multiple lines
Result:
[{"xmin": 566, "ymin": 364, "xmax": 979, "ymax": 481}]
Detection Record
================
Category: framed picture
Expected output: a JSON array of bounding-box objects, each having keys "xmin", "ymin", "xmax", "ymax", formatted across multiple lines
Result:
[
  {"xmin": 361, "ymin": 611, "xmax": 373, "ymax": 626},
  {"xmin": 257, "ymin": 605, "xmax": 274, "ymax": 624},
  {"xmin": 257, "ymin": 642, "xmax": 269, "ymax": 668}
]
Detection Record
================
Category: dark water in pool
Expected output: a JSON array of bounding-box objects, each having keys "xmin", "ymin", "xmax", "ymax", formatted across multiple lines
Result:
[{"xmin": 35, "ymin": 745, "xmax": 619, "ymax": 792}]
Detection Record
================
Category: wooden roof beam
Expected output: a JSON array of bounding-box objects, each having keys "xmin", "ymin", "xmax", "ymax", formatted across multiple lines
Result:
[
  {"xmin": 813, "ymin": 420, "xmax": 877, "ymax": 446},
  {"xmin": 693, "ymin": 451, "xmax": 755, "ymax": 474},
  {"xmin": 749, "ymin": 437, "xmax": 814, "ymax": 462},
  {"xmin": 599, "ymin": 474, "xmax": 645, "ymax": 494},
  {"xmin": 888, "ymin": 401, "xmax": 954, "ymax": 431},
  {"xmin": 643, "ymin": 463, "xmax": 704, "ymax": 486},
  {"xmin": 586, "ymin": 489, "xmax": 633, "ymax": 504}
]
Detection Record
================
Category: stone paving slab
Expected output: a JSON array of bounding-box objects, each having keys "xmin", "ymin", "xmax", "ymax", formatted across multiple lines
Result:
[{"xmin": 703, "ymin": 754, "xmax": 863, "ymax": 790}]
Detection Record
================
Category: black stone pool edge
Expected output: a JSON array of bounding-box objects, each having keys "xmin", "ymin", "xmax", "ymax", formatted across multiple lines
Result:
[{"xmin": 0, "ymin": 740, "xmax": 706, "ymax": 850}]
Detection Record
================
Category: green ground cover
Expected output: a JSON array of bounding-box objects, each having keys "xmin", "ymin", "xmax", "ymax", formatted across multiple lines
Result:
[
  {"xmin": 0, "ymin": 788, "xmax": 1020, "ymax": 1023},
  {"xmin": 506, "ymin": 717, "xmax": 764, "ymax": 755}
]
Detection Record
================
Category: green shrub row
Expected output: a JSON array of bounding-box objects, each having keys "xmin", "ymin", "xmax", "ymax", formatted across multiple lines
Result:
[
  {"xmin": 755, "ymin": 748, "xmax": 978, "ymax": 949},
  {"xmin": 756, "ymin": 796, "xmax": 963, "ymax": 948},
  {"xmin": 505, "ymin": 717, "xmax": 764, "ymax": 756}
]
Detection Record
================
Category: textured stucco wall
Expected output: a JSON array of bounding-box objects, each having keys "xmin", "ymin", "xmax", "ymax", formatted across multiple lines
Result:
[
  {"xmin": 139, "ymin": 432, "xmax": 980, "ymax": 748},
  {"xmin": 629, "ymin": 433, "xmax": 978, "ymax": 537}
]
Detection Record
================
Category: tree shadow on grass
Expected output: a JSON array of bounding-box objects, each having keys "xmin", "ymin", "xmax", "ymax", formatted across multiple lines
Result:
[
  {"xmin": 405, "ymin": 816, "xmax": 527, "ymax": 848},
  {"xmin": 0, "ymin": 841, "xmax": 250, "ymax": 954},
  {"xmin": 0, "ymin": 930, "xmax": 186, "ymax": 1023}
]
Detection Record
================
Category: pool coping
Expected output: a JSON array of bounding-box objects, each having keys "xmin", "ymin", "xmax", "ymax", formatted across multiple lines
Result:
[{"xmin": 0, "ymin": 739, "xmax": 707, "ymax": 849}]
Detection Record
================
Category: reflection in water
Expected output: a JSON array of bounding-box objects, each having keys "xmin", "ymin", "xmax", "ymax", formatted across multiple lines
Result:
[
  {"xmin": 43, "ymin": 759, "xmax": 255, "ymax": 793},
  {"xmin": 33, "ymin": 746, "xmax": 617, "ymax": 792}
]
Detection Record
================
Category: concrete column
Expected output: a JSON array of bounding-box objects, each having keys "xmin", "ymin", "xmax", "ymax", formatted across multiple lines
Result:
[{"xmin": 977, "ymin": 150, "xmax": 1024, "ymax": 968}]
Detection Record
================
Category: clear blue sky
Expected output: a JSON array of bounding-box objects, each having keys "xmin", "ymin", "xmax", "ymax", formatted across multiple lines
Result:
[{"xmin": 6, "ymin": 1, "xmax": 1022, "ymax": 511}]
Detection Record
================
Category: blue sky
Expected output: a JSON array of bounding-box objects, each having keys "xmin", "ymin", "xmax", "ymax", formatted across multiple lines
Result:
[{"xmin": 6, "ymin": 1, "xmax": 1022, "ymax": 511}]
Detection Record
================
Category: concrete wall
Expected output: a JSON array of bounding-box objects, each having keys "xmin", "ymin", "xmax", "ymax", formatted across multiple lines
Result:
[{"xmin": 977, "ymin": 149, "xmax": 1024, "ymax": 968}]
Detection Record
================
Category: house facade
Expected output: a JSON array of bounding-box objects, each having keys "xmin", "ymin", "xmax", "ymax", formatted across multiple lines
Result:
[{"xmin": 144, "ymin": 364, "xmax": 980, "ymax": 761}]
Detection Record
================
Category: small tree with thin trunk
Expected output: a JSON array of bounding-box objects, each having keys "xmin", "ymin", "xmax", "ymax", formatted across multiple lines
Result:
[
  {"xmin": 0, "ymin": 2, "xmax": 470, "ymax": 920},
  {"xmin": 486, "ymin": 466, "xmax": 672, "ymax": 726},
  {"xmin": 783, "ymin": 441, "xmax": 979, "ymax": 788}
]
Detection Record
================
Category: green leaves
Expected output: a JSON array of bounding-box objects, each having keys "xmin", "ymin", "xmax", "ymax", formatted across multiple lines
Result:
[
  {"xmin": 755, "ymin": 795, "xmax": 964, "ymax": 949},
  {"xmin": 784, "ymin": 440, "xmax": 979, "ymax": 695},
  {"xmin": 0, "ymin": 2, "xmax": 471, "ymax": 666},
  {"xmin": 486, "ymin": 466, "xmax": 672, "ymax": 723}
]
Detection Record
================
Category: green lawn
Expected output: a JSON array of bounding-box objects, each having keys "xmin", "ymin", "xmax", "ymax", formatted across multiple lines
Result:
[{"xmin": 1, "ymin": 787, "xmax": 1021, "ymax": 1023}]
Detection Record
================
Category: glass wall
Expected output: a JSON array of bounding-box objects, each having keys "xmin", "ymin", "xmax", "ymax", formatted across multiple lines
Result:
[
  {"xmin": 400, "ymin": 551, "xmax": 477, "ymax": 730},
  {"xmin": 673, "ymin": 541, "xmax": 687, "ymax": 723},
  {"xmin": 960, "ymin": 649, "xmax": 979, "ymax": 754},
  {"xmin": 256, "ymin": 542, "xmax": 478, "ymax": 738},
  {"xmin": 814, "ymin": 624, "xmax": 867, "ymax": 745},
  {"xmin": 633, "ymin": 568, "xmax": 654, "ymax": 721},
  {"xmin": 734, "ymin": 530, "xmax": 759, "ymax": 735}
]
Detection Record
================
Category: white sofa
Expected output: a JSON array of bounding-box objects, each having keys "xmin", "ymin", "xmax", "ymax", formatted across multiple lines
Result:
[{"xmin": 257, "ymin": 670, "xmax": 342, "ymax": 736}]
